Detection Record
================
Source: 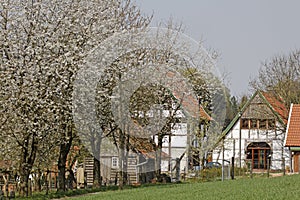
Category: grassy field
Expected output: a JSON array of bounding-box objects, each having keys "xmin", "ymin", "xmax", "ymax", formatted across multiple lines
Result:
[{"xmin": 69, "ymin": 174, "xmax": 300, "ymax": 200}]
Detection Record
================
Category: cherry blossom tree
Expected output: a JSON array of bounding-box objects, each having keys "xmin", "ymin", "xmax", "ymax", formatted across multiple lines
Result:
[{"xmin": 0, "ymin": 0, "xmax": 150, "ymax": 195}]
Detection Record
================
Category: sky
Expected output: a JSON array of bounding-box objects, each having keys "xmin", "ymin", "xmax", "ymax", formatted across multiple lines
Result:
[{"xmin": 137, "ymin": 0, "xmax": 300, "ymax": 97}]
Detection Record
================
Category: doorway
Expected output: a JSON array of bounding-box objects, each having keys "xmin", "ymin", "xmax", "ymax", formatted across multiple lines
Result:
[{"xmin": 246, "ymin": 142, "xmax": 271, "ymax": 169}]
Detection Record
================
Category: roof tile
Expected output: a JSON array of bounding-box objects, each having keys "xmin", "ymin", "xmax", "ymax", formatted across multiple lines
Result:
[
  {"xmin": 261, "ymin": 91, "xmax": 289, "ymax": 124},
  {"xmin": 285, "ymin": 104, "xmax": 300, "ymax": 147}
]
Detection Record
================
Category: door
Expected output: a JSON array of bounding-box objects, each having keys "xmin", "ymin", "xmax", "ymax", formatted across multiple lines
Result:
[
  {"xmin": 246, "ymin": 142, "xmax": 271, "ymax": 170},
  {"xmin": 252, "ymin": 149, "xmax": 267, "ymax": 169},
  {"xmin": 294, "ymin": 153, "xmax": 300, "ymax": 173}
]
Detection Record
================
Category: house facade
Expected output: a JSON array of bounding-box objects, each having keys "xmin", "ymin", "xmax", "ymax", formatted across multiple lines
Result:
[
  {"xmin": 213, "ymin": 91, "xmax": 291, "ymax": 171},
  {"xmin": 94, "ymin": 103, "xmax": 211, "ymax": 184},
  {"xmin": 284, "ymin": 104, "xmax": 300, "ymax": 173},
  {"xmin": 155, "ymin": 108, "xmax": 210, "ymax": 176}
]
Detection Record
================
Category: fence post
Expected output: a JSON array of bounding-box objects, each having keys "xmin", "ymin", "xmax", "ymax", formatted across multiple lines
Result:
[
  {"xmin": 231, "ymin": 157, "xmax": 234, "ymax": 180},
  {"xmin": 250, "ymin": 161, "xmax": 253, "ymax": 179},
  {"xmin": 267, "ymin": 158, "xmax": 270, "ymax": 178},
  {"xmin": 283, "ymin": 157, "xmax": 285, "ymax": 176},
  {"xmin": 175, "ymin": 158, "xmax": 180, "ymax": 182}
]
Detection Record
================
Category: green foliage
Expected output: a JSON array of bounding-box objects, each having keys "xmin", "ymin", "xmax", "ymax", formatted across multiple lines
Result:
[
  {"xmin": 198, "ymin": 168, "xmax": 222, "ymax": 182},
  {"xmin": 239, "ymin": 95, "xmax": 249, "ymax": 110},
  {"xmin": 223, "ymin": 94, "xmax": 239, "ymax": 129}
]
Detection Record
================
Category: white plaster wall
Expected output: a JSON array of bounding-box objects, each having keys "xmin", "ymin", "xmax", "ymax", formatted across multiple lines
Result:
[
  {"xmin": 161, "ymin": 160, "xmax": 169, "ymax": 172},
  {"xmin": 159, "ymin": 122, "xmax": 188, "ymax": 173},
  {"xmin": 171, "ymin": 123, "xmax": 187, "ymax": 135},
  {"xmin": 271, "ymin": 139, "xmax": 290, "ymax": 170},
  {"xmin": 212, "ymin": 120, "xmax": 291, "ymax": 170}
]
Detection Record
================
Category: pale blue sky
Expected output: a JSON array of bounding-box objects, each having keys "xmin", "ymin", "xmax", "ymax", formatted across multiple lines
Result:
[{"xmin": 137, "ymin": 0, "xmax": 300, "ymax": 96}]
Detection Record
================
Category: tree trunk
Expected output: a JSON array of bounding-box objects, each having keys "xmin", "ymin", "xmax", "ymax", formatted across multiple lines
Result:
[
  {"xmin": 45, "ymin": 170, "xmax": 49, "ymax": 195},
  {"xmin": 123, "ymin": 154, "xmax": 128, "ymax": 186},
  {"xmin": 123, "ymin": 135, "xmax": 130, "ymax": 185},
  {"xmin": 57, "ymin": 150, "xmax": 67, "ymax": 192},
  {"xmin": 19, "ymin": 167, "xmax": 30, "ymax": 197},
  {"xmin": 156, "ymin": 135, "xmax": 163, "ymax": 179},
  {"xmin": 93, "ymin": 158, "xmax": 101, "ymax": 187},
  {"xmin": 57, "ymin": 140, "xmax": 72, "ymax": 192},
  {"xmin": 19, "ymin": 135, "xmax": 38, "ymax": 197},
  {"xmin": 57, "ymin": 121, "xmax": 73, "ymax": 192},
  {"xmin": 118, "ymin": 148, "xmax": 124, "ymax": 190},
  {"xmin": 92, "ymin": 134, "xmax": 102, "ymax": 187},
  {"xmin": 118, "ymin": 129, "xmax": 125, "ymax": 190}
]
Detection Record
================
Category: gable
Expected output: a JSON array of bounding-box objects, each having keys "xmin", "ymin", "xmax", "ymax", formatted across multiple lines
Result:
[
  {"xmin": 242, "ymin": 94, "xmax": 275, "ymax": 119},
  {"xmin": 221, "ymin": 90, "xmax": 288, "ymax": 138}
]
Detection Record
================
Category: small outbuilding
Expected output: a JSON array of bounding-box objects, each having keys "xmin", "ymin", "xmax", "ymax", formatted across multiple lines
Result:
[{"xmin": 284, "ymin": 104, "xmax": 300, "ymax": 173}]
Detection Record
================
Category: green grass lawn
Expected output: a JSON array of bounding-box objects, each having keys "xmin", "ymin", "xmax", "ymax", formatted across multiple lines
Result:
[{"xmin": 70, "ymin": 174, "xmax": 300, "ymax": 200}]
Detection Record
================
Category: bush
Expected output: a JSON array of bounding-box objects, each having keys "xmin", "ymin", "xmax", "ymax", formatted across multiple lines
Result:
[{"xmin": 195, "ymin": 168, "xmax": 222, "ymax": 182}]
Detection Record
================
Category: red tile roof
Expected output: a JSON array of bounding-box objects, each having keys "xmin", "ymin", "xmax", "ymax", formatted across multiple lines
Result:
[
  {"xmin": 261, "ymin": 91, "xmax": 289, "ymax": 124},
  {"xmin": 165, "ymin": 70, "xmax": 211, "ymax": 121},
  {"xmin": 172, "ymin": 90, "xmax": 212, "ymax": 121},
  {"xmin": 129, "ymin": 136, "xmax": 169, "ymax": 159},
  {"xmin": 0, "ymin": 160, "xmax": 14, "ymax": 170},
  {"xmin": 200, "ymin": 106, "xmax": 212, "ymax": 121},
  {"xmin": 285, "ymin": 104, "xmax": 300, "ymax": 147}
]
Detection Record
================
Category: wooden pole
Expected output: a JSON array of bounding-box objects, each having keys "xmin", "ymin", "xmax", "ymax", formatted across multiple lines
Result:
[
  {"xmin": 283, "ymin": 157, "xmax": 285, "ymax": 176},
  {"xmin": 231, "ymin": 157, "xmax": 234, "ymax": 180},
  {"xmin": 267, "ymin": 157, "xmax": 270, "ymax": 178},
  {"xmin": 222, "ymin": 138, "xmax": 225, "ymax": 181}
]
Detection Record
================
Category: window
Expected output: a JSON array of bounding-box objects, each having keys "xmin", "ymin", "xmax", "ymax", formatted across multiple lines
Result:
[
  {"xmin": 246, "ymin": 142, "xmax": 271, "ymax": 169},
  {"xmin": 241, "ymin": 119, "xmax": 249, "ymax": 129},
  {"xmin": 250, "ymin": 119, "xmax": 258, "ymax": 129},
  {"xmin": 128, "ymin": 158, "xmax": 137, "ymax": 166},
  {"xmin": 192, "ymin": 138, "xmax": 199, "ymax": 148},
  {"xmin": 112, "ymin": 157, "xmax": 118, "ymax": 168},
  {"xmin": 241, "ymin": 118, "xmax": 275, "ymax": 130},
  {"xmin": 268, "ymin": 119, "xmax": 276, "ymax": 129},
  {"xmin": 259, "ymin": 119, "xmax": 267, "ymax": 129}
]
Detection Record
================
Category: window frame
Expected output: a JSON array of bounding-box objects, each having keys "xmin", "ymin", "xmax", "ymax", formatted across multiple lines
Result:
[
  {"xmin": 112, "ymin": 157, "xmax": 119, "ymax": 168},
  {"xmin": 240, "ymin": 118, "xmax": 276, "ymax": 130},
  {"xmin": 241, "ymin": 119, "xmax": 249, "ymax": 129},
  {"xmin": 267, "ymin": 119, "xmax": 276, "ymax": 130},
  {"xmin": 250, "ymin": 119, "xmax": 258, "ymax": 129},
  {"xmin": 259, "ymin": 119, "xmax": 267, "ymax": 129}
]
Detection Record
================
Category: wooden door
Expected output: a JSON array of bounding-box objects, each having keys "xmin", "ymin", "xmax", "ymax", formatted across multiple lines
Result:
[{"xmin": 294, "ymin": 153, "xmax": 300, "ymax": 173}]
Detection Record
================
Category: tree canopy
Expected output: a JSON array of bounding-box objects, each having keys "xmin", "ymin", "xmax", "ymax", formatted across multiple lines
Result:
[{"xmin": 250, "ymin": 49, "xmax": 300, "ymax": 107}]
